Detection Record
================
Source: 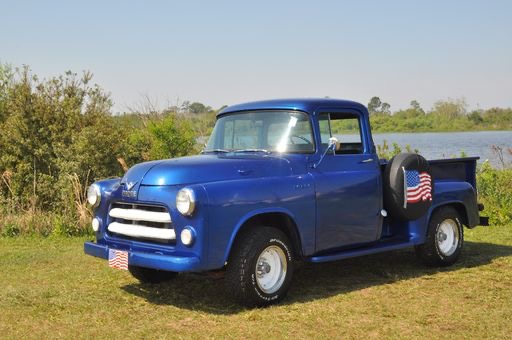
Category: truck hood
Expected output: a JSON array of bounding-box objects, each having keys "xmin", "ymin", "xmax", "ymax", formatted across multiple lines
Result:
[{"xmin": 121, "ymin": 154, "xmax": 295, "ymax": 187}]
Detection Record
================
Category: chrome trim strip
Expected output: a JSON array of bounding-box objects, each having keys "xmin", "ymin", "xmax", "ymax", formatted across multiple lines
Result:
[
  {"xmin": 108, "ymin": 222, "xmax": 176, "ymax": 240},
  {"xmin": 109, "ymin": 208, "xmax": 171, "ymax": 223}
]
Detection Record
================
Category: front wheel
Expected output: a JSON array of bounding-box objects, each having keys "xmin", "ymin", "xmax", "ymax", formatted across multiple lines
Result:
[
  {"xmin": 225, "ymin": 227, "xmax": 294, "ymax": 307},
  {"xmin": 415, "ymin": 206, "xmax": 464, "ymax": 266},
  {"xmin": 128, "ymin": 265, "xmax": 178, "ymax": 283}
]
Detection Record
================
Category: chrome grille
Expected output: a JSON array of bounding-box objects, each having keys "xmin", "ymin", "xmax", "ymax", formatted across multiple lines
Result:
[{"xmin": 107, "ymin": 202, "xmax": 175, "ymax": 243}]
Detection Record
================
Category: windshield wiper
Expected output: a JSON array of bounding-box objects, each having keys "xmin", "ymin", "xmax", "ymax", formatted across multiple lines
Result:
[
  {"xmin": 201, "ymin": 149, "xmax": 230, "ymax": 154},
  {"xmin": 202, "ymin": 148, "xmax": 271, "ymax": 154},
  {"xmin": 236, "ymin": 149, "xmax": 271, "ymax": 154}
]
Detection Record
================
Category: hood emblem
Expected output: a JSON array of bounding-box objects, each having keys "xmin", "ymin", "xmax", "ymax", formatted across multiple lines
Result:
[
  {"xmin": 122, "ymin": 181, "xmax": 138, "ymax": 198},
  {"xmin": 126, "ymin": 181, "xmax": 138, "ymax": 191}
]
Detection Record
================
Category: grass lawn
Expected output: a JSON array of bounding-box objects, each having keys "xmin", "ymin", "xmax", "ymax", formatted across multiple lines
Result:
[{"xmin": 1, "ymin": 225, "xmax": 511, "ymax": 339}]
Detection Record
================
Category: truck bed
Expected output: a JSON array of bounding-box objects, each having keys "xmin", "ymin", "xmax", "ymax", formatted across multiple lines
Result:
[
  {"xmin": 428, "ymin": 157, "xmax": 479, "ymax": 189},
  {"xmin": 380, "ymin": 156, "xmax": 479, "ymax": 188}
]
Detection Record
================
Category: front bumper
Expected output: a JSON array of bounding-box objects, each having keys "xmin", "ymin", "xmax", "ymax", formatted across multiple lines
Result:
[{"xmin": 84, "ymin": 241, "xmax": 201, "ymax": 272}]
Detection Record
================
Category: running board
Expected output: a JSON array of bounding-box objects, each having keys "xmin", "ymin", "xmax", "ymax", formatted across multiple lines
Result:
[{"xmin": 307, "ymin": 239, "xmax": 415, "ymax": 263}]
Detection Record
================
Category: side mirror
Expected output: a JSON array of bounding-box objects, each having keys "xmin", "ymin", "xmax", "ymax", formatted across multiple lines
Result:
[
  {"xmin": 327, "ymin": 137, "xmax": 339, "ymax": 153},
  {"xmin": 313, "ymin": 137, "xmax": 338, "ymax": 168}
]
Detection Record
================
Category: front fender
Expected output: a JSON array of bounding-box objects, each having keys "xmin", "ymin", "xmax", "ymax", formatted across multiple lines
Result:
[
  {"xmin": 221, "ymin": 207, "xmax": 299, "ymax": 265},
  {"xmin": 204, "ymin": 175, "xmax": 316, "ymax": 269}
]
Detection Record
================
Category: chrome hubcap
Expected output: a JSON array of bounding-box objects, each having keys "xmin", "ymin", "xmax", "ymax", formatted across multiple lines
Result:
[
  {"xmin": 436, "ymin": 219, "xmax": 459, "ymax": 256},
  {"xmin": 255, "ymin": 245, "xmax": 287, "ymax": 294}
]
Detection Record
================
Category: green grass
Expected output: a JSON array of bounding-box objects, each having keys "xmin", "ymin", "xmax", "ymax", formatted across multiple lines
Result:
[{"xmin": 1, "ymin": 226, "xmax": 511, "ymax": 339}]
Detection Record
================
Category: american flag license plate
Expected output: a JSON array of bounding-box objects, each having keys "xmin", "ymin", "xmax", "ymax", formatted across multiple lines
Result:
[{"xmin": 108, "ymin": 249, "xmax": 129, "ymax": 270}]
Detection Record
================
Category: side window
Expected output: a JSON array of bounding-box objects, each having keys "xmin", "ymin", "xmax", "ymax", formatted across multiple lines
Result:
[
  {"xmin": 318, "ymin": 114, "xmax": 331, "ymax": 146},
  {"xmin": 320, "ymin": 112, "xmax": 364, "ymax": 154}
]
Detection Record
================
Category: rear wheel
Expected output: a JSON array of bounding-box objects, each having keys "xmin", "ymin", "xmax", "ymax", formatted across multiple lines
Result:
[
  {"xmin": 415, "ymin": 206, "xmax": 464, "ymax": 266},
  {"xmin": 128, "ymin": 266, "xmax": 178, "ymax": 283},
  {"xmin": 225, "ymin": 227, "xmax": 294, "ymax": 307}
]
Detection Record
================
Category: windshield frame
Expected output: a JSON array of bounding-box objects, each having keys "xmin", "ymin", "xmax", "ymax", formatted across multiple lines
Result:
[{"xmin": 203, "ymin": 109, "xmax": 316, "ymax": 155}]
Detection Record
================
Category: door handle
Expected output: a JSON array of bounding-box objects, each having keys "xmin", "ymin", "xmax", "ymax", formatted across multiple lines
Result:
[{"xmin": 360, "ymin": 158, "xmax": 374, "ymax": 163}]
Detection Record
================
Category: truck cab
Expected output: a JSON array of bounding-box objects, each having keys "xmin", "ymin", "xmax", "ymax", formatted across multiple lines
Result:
[{"xmin": 84, "ymin": 98, "xmax": 486, "ymax": 307}]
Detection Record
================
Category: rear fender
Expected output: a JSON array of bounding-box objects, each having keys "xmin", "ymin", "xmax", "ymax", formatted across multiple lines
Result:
[
  {"xmin": 412, "ymin": 181, "xmax": 479, "ymax": 245},
  {"xmin": 433, "ymin": 181, "xmax": 478, "ymax": 223}
]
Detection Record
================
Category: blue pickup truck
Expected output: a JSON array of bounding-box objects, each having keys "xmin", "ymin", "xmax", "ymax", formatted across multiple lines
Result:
[{"xmin": 84, "ymin": 98, "xmax": 487, "ymax": 306}]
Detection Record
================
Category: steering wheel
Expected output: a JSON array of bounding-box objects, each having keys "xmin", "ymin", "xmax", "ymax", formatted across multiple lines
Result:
[{"xmin": 289, "ymin": 135, "xmax": 313, "ymax": 145}]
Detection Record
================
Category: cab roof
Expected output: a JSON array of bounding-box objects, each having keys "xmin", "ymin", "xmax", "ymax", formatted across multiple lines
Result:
[{"xmin": 218, "ymin": 98, "xmax": 368, "ymax": 116}]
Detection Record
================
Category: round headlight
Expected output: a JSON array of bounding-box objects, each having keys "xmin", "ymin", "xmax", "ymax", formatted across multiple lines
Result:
[
  {"xmin": 87, "ymin": 184, "xmax": 101, "ymax": 208},
  {"xmin": 180, "ymin": 227, "xmax": 195, "ymax": 246},
  {"xmin": 176, "ymin": 188, "xmax": 196, "ymax": 216},
  {"xmin": 91, "ymin": 217, "xmax": 100, "ymax": 232}
]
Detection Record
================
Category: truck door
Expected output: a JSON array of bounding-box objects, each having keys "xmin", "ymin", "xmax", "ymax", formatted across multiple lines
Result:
[{"xmin": 312, "ymin": 110, "xmax": 382, "ymax": 253}]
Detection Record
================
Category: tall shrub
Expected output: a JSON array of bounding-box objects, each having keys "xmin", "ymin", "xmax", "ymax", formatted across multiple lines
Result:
[
  {"xmin": 478, "ymin": 162, "xmax": 512, "ymax": 225},
  {"xmin": 0, "ymin": 66, "xmax": 125, "ymax": 212}
]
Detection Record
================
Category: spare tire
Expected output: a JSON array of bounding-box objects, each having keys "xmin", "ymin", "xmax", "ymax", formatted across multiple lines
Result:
[{"xmin": 383, "ymin": 153, "xmax": 433, "ymax": 221}]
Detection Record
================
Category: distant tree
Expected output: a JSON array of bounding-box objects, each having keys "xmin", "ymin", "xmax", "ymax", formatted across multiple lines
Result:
[
  {"xmin": 368, "ymin": 96, "xmax": 382, "ymax": 115},
  {"xmin": 410, "ymin": 100, "xmax": 425, "ymax": 114},
  {"xmin": 180, "ymin": 101, "xmax": 190, "ymax": 113},
  {"xmin": 468, "ymin": 110, "xmax": 483, "ymax": 124},
  {"xmin": 368, "ymin": 96, "xmax": 391, "ymax": 115},
  {"xmin": 482, "ymin": 107, "xmax": 512, "ymax": 125},
  {"xmin": 381, "ymin": 102, "xmax": 391, "ymax": 115},
  {"xmin": 432, "ymin": 98, "xmax": 467, "ymax": 118},
  {"xmin": 189, "ymin": 102, "xmax": 207, "ymax": 114}
]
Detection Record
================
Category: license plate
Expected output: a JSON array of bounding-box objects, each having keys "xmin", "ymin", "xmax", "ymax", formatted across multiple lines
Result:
[{"xmin": 108, "ymin": 249, "xmax": 129, "ymax": 270}]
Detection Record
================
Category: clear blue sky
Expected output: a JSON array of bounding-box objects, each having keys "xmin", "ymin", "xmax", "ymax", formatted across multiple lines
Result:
[{"xmin": 1, "ymin": 0, "xmax": 511, "ymax": 113}]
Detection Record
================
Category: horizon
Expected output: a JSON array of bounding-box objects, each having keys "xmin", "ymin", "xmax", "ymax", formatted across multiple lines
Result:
[{"xmin": 2, "ymin": 0, "xmax": 511, "ymax": 113}]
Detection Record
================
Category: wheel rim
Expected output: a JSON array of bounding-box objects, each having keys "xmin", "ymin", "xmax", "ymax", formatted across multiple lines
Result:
[
  {"xmin": 436, "ymin": 219, "xmax": 459, "ymax": 256},
  {"xmin": 255, "ymin": 245, "xmax": 287, "ymax": 294}
]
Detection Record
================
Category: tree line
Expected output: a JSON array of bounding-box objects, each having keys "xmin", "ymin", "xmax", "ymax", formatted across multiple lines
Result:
[{"xmin": 365, "ymin": 96, "xmax": 512, "ymax": 133}]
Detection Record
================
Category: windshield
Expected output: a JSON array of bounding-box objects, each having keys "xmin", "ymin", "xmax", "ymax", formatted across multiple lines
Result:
[{"xmin": 204, "ymin": 111, "xmax": 315, "ymax": 154}]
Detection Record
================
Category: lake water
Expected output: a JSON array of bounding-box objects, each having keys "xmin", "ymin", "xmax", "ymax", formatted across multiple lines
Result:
[{"xmin": 369, "ymin": 131, "xmax": 512, "ymax": 167}]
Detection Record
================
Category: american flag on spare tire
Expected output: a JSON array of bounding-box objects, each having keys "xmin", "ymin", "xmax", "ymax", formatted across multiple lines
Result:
[
  {"xmin": 108, "ymin": 249, "xmax": 128, "ymax": 270},
  {"xmin": 405, "ymin": 170, "xmax": 432, "ymax": 205}
]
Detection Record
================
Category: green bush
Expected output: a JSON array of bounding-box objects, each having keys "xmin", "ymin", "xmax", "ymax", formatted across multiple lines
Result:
[
  {"xmin": 124, "ymin": 114, "xmax": 197, "ymax": 165},
  {"xmin": 1, "ymin": 223, "xmax": 20, "ymax": 237},
  {"xmin": 477, "ymin": 162, "xmax": 512, "ymax": 225},
  {"xmin": 0, "ymin": 66, "xmax": 126, "ymax": 212},
  {"xmin": 0, "ymin": 64, "xmax": 197, "ymax": 236},
  {"xmin": 376, "ymin": 140, "xmax": 418, "ymax": 159}
]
